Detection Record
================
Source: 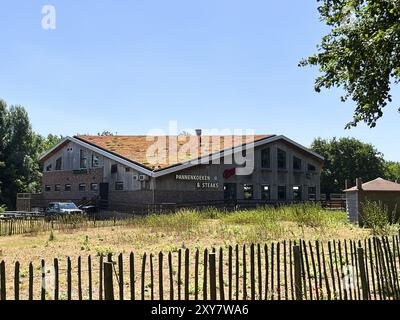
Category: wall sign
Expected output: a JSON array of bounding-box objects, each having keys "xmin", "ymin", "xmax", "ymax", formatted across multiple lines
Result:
[
  {"xmin": 223, "ymin": 168, "xmax": 236, "ymax": 179},
  {"xmin": 196, "ymin": 182, "xmax": 219, "ymax": 189},
  {"xmin": 176, "ymin": 174, "xmax": 216, "ymax": 181}
]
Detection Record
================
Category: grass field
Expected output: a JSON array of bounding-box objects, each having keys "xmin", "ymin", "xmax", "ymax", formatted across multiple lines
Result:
[{"xmin": 0, "ymin": 204, "xmax": 398, "ymax": 300}]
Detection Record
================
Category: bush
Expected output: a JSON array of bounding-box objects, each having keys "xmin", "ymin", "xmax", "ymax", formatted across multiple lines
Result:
[
  {"xmin": 0, "ymin": 205, "xmax": 5, "ymax": 213},
  {"xmin": 360, "ymin": 200, "xmax": 399, "ymax": 235}
]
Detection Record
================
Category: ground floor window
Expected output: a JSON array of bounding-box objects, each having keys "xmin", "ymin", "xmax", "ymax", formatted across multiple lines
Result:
[
  {"xmin": 44, "ymin": 185, "xmax": 51, "ymax": 192},
  {"xmin": 91, "ymin": 183, "xmax": 99, "ymax": 192},
  {"xmin": 308, "ymin": 186, "xmax": 316, "ymax": 201},
  {"xmin": 278, "ymin": 186, "xmax": 286, "ymax": 201},
  {"xmin": 79, "ymin": 183, "xmax": 86, "ymax": 192},
  {"xmin": 55, "ymin": 184, "xmax": 61, "ymax": 192},
  {"xmin": 293, "ymin": 186, "xmax": 302, "ymax": 201},
  {"xmin": 243, "ymin": 184, "xmax": 254, "ymax": 200},
  {"xmin": 115, "ymin": 181, "xmax": 124, "ymax": 191},
  {"xmin": 65, "ymin": 184, "xmax": 72, "ymax": 192},
  {"xmin": 224, "ymin": 183, "xmax": 237, "ymax": 201},
  {"xmin": 261, "ymin": 185, "xmax": 270, "ymax": 201}
]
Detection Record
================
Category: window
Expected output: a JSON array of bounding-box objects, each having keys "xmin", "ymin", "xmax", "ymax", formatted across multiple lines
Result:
[
  {"xmin": 91, "ymin": 183, "xmax": 99, "ymax": 192},
  {"xmin": 111, "ymin": 164, "xmax": 118, "ymax": 174},
  {"xmin": 278, "ymin": 186, "xmax": 286, "ymax": 201},
  {"xmin": 293, "ymin": 186, "xmax": 302, "ymax": 201},
  {"xmin": 308, "ymin": 187, "xmax": 316, "ymax": 201},
  {"xmin": 293, "ymin": 157, "xmax": 302, "ymax": 171},
  {"xmin": 261, "ymin": 148, "xmax": 271, "ymax": 168},
  {"xmin": 115, "ymin": 181, "xmax": 124, "ymax": 191},
  {"xmin": 55, "ymin": 184, "xmax": 61, "ymax": 192},
  {"xmin": 243, "ymin": 184, "xmax": 253, "ymax": 200},
  {"xmin": 307, "ymin": 163, "xmax": 316, "ymax": 172},
  {"xmin": 80, "ymin": 149, "xmax": 88, "ymax": 169},
  {"xmin": 44, "ymin": 185, "xmax": 51, "ymax": 192},
  {"xmin": 92, "ymin": 154, "xmax": 100, "ymax": 168},
  {"xmin": 79, "ymin": 183, "xmax": 86, "ymax": 192},
  {"xmin": 277, "ymin": 149, "xmax": 287, "ymax": 169},
  {"xmin": 55, "ymin": 157, "xmax": 62, "ymax": 171},
  {"xmin": 261, "ymin": 185, "xmax": 270, "ymax": 201},
  {"xmin": 125, "ymin": 167, "xmax": 130, "ymax": 172},
  {"xmin": 65, "ymin": 184, "xmax": 72, "ymax": 192},
  {"xmin": 46, "ymin": 164, "xmax": 52, "ymax": 172}
]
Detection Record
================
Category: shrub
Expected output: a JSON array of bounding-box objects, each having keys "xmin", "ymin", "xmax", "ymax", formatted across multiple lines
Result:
[
  {"xmin": 0, "ymin": 205, "xmax": 5, "ymax": 213},
  {"xmin": 135, "ymin": 210, "xmax": 202, "ymax": 232},
  {"xmin": 360, "ymin": 200, "xmax": 399, "ymax": 235}
]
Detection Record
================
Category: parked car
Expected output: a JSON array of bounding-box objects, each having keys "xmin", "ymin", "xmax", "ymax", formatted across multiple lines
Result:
[{"xmin": 45, "ymin": 202, "xmax": 83, "ymax": 219}]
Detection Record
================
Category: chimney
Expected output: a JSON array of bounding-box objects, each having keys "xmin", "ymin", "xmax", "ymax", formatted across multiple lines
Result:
[
  {"xmin": 195, "ymin": 129, "xmax": 202, "ymax": 157},
  {"xmin": 356, "ymin": 178, "xmax": 363, "ymax": 190}
]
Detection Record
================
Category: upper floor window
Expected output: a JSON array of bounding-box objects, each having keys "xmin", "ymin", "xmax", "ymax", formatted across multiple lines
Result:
[
  {"xmin": 92, "ymin": 154, "xmax": 100, "ymax": 168},
  {"xmin": 277, "ymin": 149, "xmax": 287, "ymax": 169},
  {"xmin": 55, "ymin": 157, "xmax": 62, "ymax": 171},
  {"xmin": 261, "ymin": 148, "xmax": 271, "ymax": 168},
  {"xmin": 115, "ymin": 181, "xmax": 124, "ymax": 191},
  {"xmin": 46, "ymin": 164, "xmax": 52, "ymax": 172},
  {"xmin": 80, "ymin": 149, "xmax": 88, "ymax": 169},
  {"xmin": 293, "ymin": 156, "xmax": 302, "ymax": 171},
  {"xmin": 307, "ymin": 163, "xmax": 316, "ymax": 172},
  {"xmin": 111, "ymin": 164, "xmax": 118, "ymax": 174}
]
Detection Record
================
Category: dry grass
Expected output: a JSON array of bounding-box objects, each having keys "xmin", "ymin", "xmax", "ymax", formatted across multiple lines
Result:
[{"xmin": 0, "ymin": 204, "xmax": 393, "ymax": 300}]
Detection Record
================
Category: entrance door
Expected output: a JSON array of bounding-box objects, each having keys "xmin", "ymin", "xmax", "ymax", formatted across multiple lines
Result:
[
  {"xmin": 99, "ymin": 183, "xmax": 109, "ymax": 200},
  {"xmin": 224, "ymin": 183, "xmax": 237, "ymax": 203}
]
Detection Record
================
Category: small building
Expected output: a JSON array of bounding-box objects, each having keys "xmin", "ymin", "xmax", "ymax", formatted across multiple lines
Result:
[
  {"xmin": 17, "ymin": 133, "xmax": 324, "ymax": 212},
  {"xmin": 344, "ymin": 177, "xmax": 400, "ymax": 224}
]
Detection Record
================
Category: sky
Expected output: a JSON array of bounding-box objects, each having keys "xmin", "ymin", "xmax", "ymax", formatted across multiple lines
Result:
[{"xmin": 0, "ymin": 0, "xmax": 399, "ymax": 161}]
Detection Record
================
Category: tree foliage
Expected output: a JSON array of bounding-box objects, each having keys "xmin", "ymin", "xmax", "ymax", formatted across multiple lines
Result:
[
  {"xmin": 310, "ymin": 137, "xmax": 386, "ymax": 194},
  {"xmin": 301, "ymin": 0, "xmax": 400, "ymax": 128},
  {"xmin": 384, "ymin": 160, "xmax": 400, "ymax": 181},
  {"xmin": 0, "ymin": 100, "xmax": 62, "ymax": 209}
]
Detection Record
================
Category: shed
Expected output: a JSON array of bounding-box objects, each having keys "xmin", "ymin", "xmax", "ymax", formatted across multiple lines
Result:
[{"xmin": 344, "ymin": 177, "xmax": 400, "ymax": 224}]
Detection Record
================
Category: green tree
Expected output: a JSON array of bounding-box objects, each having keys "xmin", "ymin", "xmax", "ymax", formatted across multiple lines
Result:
[
  {"xmin": 310, "ymin": 137, "xmax": 386, "ymax": 195},
  {"xmin": 300, "ymin": 0, "xmax": 400, "ymax": 128},
  {"xmin": 384, "ymin": 161, "xmax": 400, "ymax": 181}
]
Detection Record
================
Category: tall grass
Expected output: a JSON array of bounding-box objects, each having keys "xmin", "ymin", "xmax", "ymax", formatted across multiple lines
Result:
[{"xmin": 360, "ymin": 200, "xmax": 399, "ymax": 235}]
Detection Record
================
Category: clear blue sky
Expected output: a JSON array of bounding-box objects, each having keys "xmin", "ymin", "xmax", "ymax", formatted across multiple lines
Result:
[{"xmin": 1, "ymin": 0, "xmax": 399, "ymax": 161}]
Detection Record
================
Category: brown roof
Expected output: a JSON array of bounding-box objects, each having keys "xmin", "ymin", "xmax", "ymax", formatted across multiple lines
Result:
[
  {"xmin": 344, "ymin": 178, "xmax": 400, "ymax": 192},
  {"xmin": 76, "ymin": 134, "xmax": 274, "ymax": 171}
]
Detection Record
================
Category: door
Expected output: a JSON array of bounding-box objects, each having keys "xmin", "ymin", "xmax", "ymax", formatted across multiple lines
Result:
[
  {"xmin": 99, "ymin": 183, "xmax": 109, "ymax": 200},
  {"xmin": 224, "ymin": 183, "xmax": 237, "ymax": 203}
]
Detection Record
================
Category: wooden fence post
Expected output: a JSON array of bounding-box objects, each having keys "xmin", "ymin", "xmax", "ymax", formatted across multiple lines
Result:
[
  {"xmin": 209, "ymin": 253, "xmax": 217, "ymax": 300},
  {"xmin": 357, "ymin": 247, "xmax": 369, "ymax": 300},
  {"xmin": 104, "ymin": 262, "xmax": 114, "ymax": 300},
  {"xmin": 293, "ymin": 245, "xmax": 303, "ymax": 300},
  {"xmin": 14, "ymin": 261, "xmax": 20, "ymax": 301}
]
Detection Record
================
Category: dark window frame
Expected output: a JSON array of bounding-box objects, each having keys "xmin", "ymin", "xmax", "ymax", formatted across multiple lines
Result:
[
  {"xmin": 90, "ymin": 183, "xmax": 99, "ymax": 192},
  {"xmin": 80, "ymin": 149, "xmax": 88, "ymax": 169},
  {"xmin": 261, "ymin": 184, "xmax": 270, "ymax": 201},
  {"xmin": 243, "ymin": 184, "xmax": 254, "ymax": 200},
  {"xmin": 44, "ymin": 185, "xmax": 51, "ymax": 192},
  {"xmin": 115, "ymin": 181, "xmax": 124, "ymax": 191},
  {"xmin": 65, "ymin": 184, "xmax": 72, "ymax": 192},
  {"xmin": 261, "ymin": 148, "xmax": 271, "ymax": 169},
  {"xmin": 55, "ymin": 157, "xmax": 62, "ymax": 171},
  {"xmin": 293, "ymin": 156, "xmax": 302, "ymax": 171},
  {"xmin": 54, "ymin": 184, "xmax": 61, "ymax": 192},
  {"xmin": 307, "ymin": 163, "xmax": 316, "ymax": 172},
  {"xmin": 92, "ymin": 154, "xmax": 100, "ymax": 168},
  {"xmin": 278, "ymin": 185, "xmax": 286, "ymax": 201},
  {"xmin": 79, "ymin": 183, "xmax": 86, "ymax": 192},
  {"xmin": 277, "ymin": 149, "xmax": 287, "ymax": 170},
  {"xmin": 293, "ymin": 185, "xmax": 302, "ymax": 201}
]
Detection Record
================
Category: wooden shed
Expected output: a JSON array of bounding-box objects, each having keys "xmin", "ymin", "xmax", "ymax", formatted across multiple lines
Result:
[{"xmin": 344, "ymin": 177, "xmax": 400, "ymax": 224}]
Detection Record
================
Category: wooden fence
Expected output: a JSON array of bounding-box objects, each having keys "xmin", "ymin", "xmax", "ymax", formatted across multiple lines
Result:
[{"xmin": 0, "ymin": 236, "xmax": 400, "ymax": 300}]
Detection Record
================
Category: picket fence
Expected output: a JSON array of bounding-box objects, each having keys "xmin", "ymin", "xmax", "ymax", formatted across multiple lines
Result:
[{"xmin": 0, "ymin": 236, "xmax": 400, "ymax": 300}]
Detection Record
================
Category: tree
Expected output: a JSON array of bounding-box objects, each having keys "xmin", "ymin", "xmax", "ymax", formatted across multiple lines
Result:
[
  {"xmin": 310, "ymin": 137, "xmax": 386, "ymax": 195},
  {"xmin": 300, "ymin": 0, "xmax": 400, "ymax": 128},
  {"xmin": 384, "ymin": 161, "xmax": 400, "ymax": 181}
]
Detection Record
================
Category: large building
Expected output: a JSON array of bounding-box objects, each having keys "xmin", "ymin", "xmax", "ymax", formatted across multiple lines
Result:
[{"xmin": 17, "ymin": 133, "xmax": 324, "ymax": 211}]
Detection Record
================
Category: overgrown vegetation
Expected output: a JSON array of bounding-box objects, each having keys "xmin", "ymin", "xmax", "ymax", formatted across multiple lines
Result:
[{"xmin": 360, "ymin": 200, "xmax": 400, "ymax": 236}]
